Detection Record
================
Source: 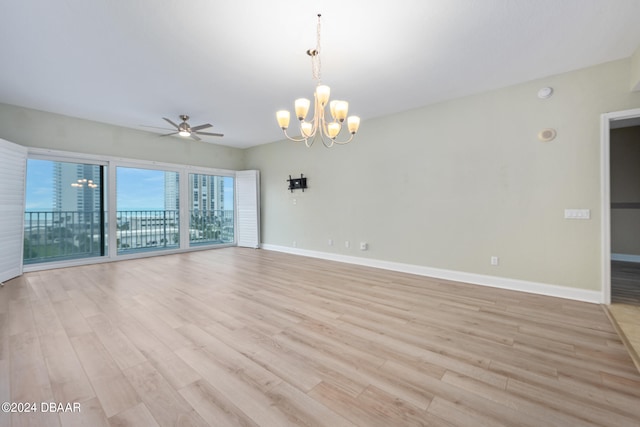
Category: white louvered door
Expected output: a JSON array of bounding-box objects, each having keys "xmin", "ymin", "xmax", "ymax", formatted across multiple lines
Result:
[
  {"xmin": 0, "ymin": 139, "xmax": 28, "ymax": 283},
  {"xmin": 236, "ymin": 170, "xmax": 260, "ymax": 248}
]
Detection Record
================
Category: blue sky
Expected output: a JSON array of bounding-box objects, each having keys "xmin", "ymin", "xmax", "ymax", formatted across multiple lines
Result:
[
  {"xmin": 116, "ymin": 167, "xmax": 166, "ymax": 210},
  {"xmin": 25, "ymin": 160, "xmax": 234, "ymax": 211},
  {"xmin": 25, "ymin": 159, "xmax": 54, "ymax": 210}
]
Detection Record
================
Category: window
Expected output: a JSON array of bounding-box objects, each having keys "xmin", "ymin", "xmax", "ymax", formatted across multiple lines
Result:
[
  {"xmin": 22, "ymin": 150, "xmax": 245, "ymax": 269},
  {"xmin": 189, "ymin": 173, "xmax": 234, "ymax": 246},
  {"xmin": 116, "ymin": 167, "xmax": 179, "ymax": 254},
  {"xmin": 24, "ymin": 159, "xmax": 106, "ymax": 264}
]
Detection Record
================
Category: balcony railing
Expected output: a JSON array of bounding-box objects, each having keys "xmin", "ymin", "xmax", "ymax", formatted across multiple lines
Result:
[
  {"xmin": 189, "ymin": 209, "xmax": 234, "ymax": 246},
  {"xmin": 23, "ymin": 210, "xmax": 105, "ymax": 264},
  {"xmin": 24, "ymin": 209, "xmax": 235, "ymax": 264},
  {"xmin": 117, "ymin": 210, "xmax": 179, "ymax": 253}
]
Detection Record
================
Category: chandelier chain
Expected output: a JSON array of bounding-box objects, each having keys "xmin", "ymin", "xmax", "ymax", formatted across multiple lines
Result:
[{"xmin": 311, "ymin": 14, "xmax": 322, "ymax": 82}]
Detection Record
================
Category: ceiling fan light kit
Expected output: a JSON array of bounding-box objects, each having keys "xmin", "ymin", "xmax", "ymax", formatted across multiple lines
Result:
[{"xmin": 276, "ymin": 14, "xmax": 360, "ymax": 148}]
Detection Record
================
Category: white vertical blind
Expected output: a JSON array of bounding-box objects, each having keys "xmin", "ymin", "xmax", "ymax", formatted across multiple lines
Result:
[
  {"xmin": 0, "ymin": 139, "xmax": 27, "ymax": 283},
  {"xmin": 236, "ymin": 170, "xmax": 260, "ymax": 248}
]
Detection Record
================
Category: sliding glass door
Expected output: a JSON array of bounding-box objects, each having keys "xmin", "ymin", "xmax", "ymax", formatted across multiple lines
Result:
[
  {"xmin": 116, "ymin": 167, "xmax": 180, "ymax": 254},
  {"xmin": 189, "ymin": 173, "xmax": 234, "ymax": 246},
  {"xmin": 23, "ymin": 154, "xmax": 238, "ymax": 267},
  {"xmin": 24, "ymin": 159, "xmax": 106, "ymax": 264}
]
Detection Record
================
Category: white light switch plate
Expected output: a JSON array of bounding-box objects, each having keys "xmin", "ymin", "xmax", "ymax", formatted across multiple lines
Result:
[{"xmin": 564, "ymin": 209, "xmax": 590, "ymax": 220}]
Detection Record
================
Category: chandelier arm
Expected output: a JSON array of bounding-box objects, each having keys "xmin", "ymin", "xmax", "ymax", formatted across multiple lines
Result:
[
  {"xmin": 315, "ymin": 98, "xmax": 336, "ymax": 147},
  {"xmin": 282, "ymin": 129, "xmax": 310, "ymax": 143},
  {"xmin": 319, "ymin": 112, "xmax": 328, "ymax": 135},
  {"xmin": 318, "ymin": 125, "xmax": 340, "ymax": 147},
  {"xmin": 329, "ymin": 133, "xmax": 356, "ymax": 145},
  {"xmin": 322, "ymin": 138, "xmax": 335, "ymax": 148},
  {"xmin": 300, "ymin": 97, "xmax": 322, "ymax": 144},
  {"xmin": 310, "ymin": 99, "xmax": 322, "ymax": 137},
  {"xmin": 297, "ymin": 110, "xmax": 320, "ymax": 145},
  {"xmin": 318, "ymin": 128, "xmax": 336, "ymax": 147}
]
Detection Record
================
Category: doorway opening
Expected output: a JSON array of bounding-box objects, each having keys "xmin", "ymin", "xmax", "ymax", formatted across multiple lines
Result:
[{"xmin": 601, "ymin": 108, "xmax": 640, "ymax": 305}]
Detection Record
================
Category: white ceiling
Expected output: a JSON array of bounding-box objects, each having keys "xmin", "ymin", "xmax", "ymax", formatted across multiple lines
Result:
[{"xmin": 1, "ymin": 0, "xmax": 640, "ymax": 149}]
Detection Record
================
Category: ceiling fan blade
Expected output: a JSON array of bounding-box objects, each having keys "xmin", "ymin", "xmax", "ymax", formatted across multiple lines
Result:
[
  {"xmin": 163, "ymin": 117, "xmax": 180, "ymax": 129},
  {"xmin": 196, "ymin": 131, "xmax": 224, "ymax": 137},
  {"xmin": 190, "ymin": 133, "xmax": 202, "ymax": 141},
  {"xmin": 160, "ymin": 131, "xmax": 179, "ymax": 137},
  {"xmin": 190, "ymin": 123, "xmax": 213, "ymax": 132}
]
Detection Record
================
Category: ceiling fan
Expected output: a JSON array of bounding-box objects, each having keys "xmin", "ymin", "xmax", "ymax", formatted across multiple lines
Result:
[{"xmin": 157, "ymin": 115, "xmax": 223, "ymax": 141}]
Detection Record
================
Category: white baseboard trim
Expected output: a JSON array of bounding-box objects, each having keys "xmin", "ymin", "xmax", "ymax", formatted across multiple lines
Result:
[
  {"xmin": 611, "ymin": 253, "xmax": 640, "ymax": 263},
  {"xmin": 261, "ymin": 244, "xmax": 602, "ymax": 304}
]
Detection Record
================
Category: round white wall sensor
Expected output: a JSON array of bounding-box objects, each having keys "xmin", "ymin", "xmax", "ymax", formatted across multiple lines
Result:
[
  {"xmin": 538, "ymin": 128, "xmax": 557, "ymax": 142},
  {"xmin": 538, "ymin": 87, "xmax": 554, "ymax": 99}
]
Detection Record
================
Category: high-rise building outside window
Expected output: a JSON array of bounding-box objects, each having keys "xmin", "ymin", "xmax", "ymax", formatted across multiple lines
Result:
[
  {"xmin": 24, "ymin": 159, "xmax": 106, "ymax": 264},
  {"xmin": 189, "ymin": 173, "xmax": 234, "ymax": 245}
]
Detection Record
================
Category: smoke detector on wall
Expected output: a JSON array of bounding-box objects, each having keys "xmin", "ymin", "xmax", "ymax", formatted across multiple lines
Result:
[
  {"xmin": 538, "ymin": 128, "xmax": 557, "ymax": 142},
  {"xmin": 537, "ymin": 87, "xmax": 554, "ymax": 99}
]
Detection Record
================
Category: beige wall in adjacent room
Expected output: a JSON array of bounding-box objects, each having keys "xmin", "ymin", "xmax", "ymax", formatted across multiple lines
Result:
[
  {"xmin": 611, "ymin": 126, "xmax": 640, "ymax": 256},
  {"xmin": 0, "ymin": 103, "xmax": 245, "ymax": 170},
  {"xmin": 631, "ymin": 45, "xmax": 640, "ymax": 91},
  {"xmin": 245, "ymin": 58, "xmax": 640, "ymax": 292}
]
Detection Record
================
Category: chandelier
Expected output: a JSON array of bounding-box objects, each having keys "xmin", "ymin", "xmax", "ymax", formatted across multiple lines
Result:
[
  {"xmin": 71, "ymin": 178, "xmax": 98, "ymax": 189},
  {"xmin": 276, "ymin": 14, "xmax": 360, "ymax": 148}
]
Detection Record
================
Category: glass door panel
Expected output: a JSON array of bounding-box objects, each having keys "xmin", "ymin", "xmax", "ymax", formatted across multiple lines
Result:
[
  {"xmin": 24, "ymin": 159, "xmax": 106, "ymax": 264},
  {"xmin": 188, "ymin": 173, "xmax": 234, "ymax": 246},
  {"xmin": 116, "ymin": 167, "xmax": 179, "ymax": 254}
]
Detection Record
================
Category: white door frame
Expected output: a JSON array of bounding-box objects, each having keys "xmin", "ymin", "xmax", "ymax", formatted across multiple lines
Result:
[{"xmin": 600, "ymin": 107, "xmax": 640, "ymax": 304}]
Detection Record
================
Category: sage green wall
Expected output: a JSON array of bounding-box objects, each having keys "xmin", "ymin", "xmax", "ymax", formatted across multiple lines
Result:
[
  {"xmin": 611, "ymin": 126, "xmax": 640, "ymax": 256},
  {"xmin": 0, "ymin": 104, "xmax": 245, "ymax": 170},
  {"xmin": 245, "ymin": 58, "xmax": 640, "ymax": 292},
  {"xmin": 631, "ymin": 46, "xmax": 640, "ymax": 91},
  {"xmin": 2, "ymin": 59, "xmax": 640, "ymax": 292}
]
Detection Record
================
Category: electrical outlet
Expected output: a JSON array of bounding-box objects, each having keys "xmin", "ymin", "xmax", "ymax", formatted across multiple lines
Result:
[
  {"xmin": 360, "ymin": 242, "xmax": 368, "ymax": 250},
  {"xmin": 328, "ymin": 239, "xmax": 333, "ymax": 246},
  {"xmin": 491, "ymin": 256, "xmax": 499, "ymax": 266},
  {"xmin": 345, "ymin": 241, "xmax": 350, "ymax": 248},
  {"xmin": 292, "ymin": 241, "xmax": 297, "ymax": 248}
]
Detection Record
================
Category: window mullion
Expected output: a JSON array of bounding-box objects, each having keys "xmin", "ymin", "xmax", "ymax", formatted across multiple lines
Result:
[{"xmin": 179, "ymin": 169, "xmax": 190, "ymax": 249}]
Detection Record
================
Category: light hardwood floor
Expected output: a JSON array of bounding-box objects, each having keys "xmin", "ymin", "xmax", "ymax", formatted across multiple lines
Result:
[
  {"xmin": 608, "ymin": 261, "xmax": 640, "ymax": 371},
  {"xmin": 608, "ymin": 304, "xmax": 640, "ymax": 372},
  {"xmin": 1, "ymin": 248, "xmax": 640, "ymax": 426}
]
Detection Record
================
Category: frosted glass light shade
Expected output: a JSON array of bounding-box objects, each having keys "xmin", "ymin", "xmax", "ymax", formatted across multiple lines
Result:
[
  {"xmin": 347, "ymin": 116, "xmax": 360, "ymax": 134},
  {"xmin": 333, "ymin": 101, "xmax": 348, "ymax": 122},
  {"xmin": 276, "ymin": 110, "xmax": 290, "ymax": 129},
  {"xmin": 329, "ymin": 100, "xmax": 338, "ymax": 120},
  {"xmin": 316, "ymin": 85, "xmax": 330, "ymax": 106},
  {"xmin": 294, "ymin": 98, "xmax": 310, "ymax": 120},
  {"xmin": 301, "ymin": 122, "xmax": 313, "ymax": 137},
  {"xmin": 327, "ymin": 122, "xmax": 340, "ymax": 138},
  {"xmin": 179, "ymin": 130, "xmax": 190, "ymax": 137}
]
